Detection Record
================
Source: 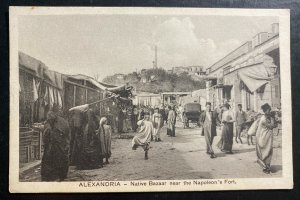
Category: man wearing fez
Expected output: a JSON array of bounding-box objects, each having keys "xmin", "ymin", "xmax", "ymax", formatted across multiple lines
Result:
[
  {"xmin": 41, "ymin": 111, "xmax": 71, "ymax": 181},
  {"xmin": 200, "ymin": 102, "xmax": 220, "ymax": 159}
]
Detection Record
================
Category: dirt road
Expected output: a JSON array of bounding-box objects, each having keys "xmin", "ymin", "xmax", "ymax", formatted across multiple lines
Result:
[{"xmin": 20, "ymin": 123, "xmax": 282, "ymax": 182}]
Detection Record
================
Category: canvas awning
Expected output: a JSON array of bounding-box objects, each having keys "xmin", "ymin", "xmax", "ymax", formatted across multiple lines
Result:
[
  {"xmin": 19, "ymin": 51, "xmax": 47, "ymax": 79},
  {"xmin": 68, "ymin": 74, "xmax": 114, "ymax": 91},
  {"xmin": 238, "ymin": 64, "xmax": 271, "ymax": 93},
  {"xmin": 68, "ymin": 74, "xmax": 133, "ymax": 97},
  {"xmin": 19, "ymin": 52, "xmax": 63, "ymax": 89}
]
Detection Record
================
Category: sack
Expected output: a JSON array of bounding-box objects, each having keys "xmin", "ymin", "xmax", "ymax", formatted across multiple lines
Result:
[{"xmin": 247, "ymin": 118, "xmax": 260, "ymax": 136}]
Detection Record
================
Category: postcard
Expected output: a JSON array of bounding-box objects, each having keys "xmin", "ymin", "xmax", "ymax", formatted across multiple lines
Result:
[{"xmin": 9, "ymin": 6, "xmax": 292, "ymax": 192}]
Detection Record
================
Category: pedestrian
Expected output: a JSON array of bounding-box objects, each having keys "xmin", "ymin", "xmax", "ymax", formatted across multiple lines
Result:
[
  {"xmin": 138, "ymin": 107, "xmax": 145, "ymax": 120},
  {"xmin": 256, "ymin": 103, "xmax": 277, "ymax": 174},
  {"xmin": 99, "ymin": 117, "xmax": 112, "ymax": 164},
  {"xmin": 164, "ymin": 106, "xmax": 169, "ymax": 124},
  {"xmin": 152, "ymin": 107, "xmax": 163, "ymax": 142},
  {"xmin": 111, "ymin": 101, "xmax": 118, "ymax": 133},
  {"xmin": 69, "ymin": 109, "xmax": 85, "ymax": 166},
  {"xmin": 159, "ymin": 105, "xmax": 166, "ymax": 127},
  {"xmin": 80, "ymin": 109, "xmax": 103, "ymax": 170},
  {"xmin": 118, "ymin": 106, "xmax": 124, "ymax": 133},
  {"xmin": 132, "ymin": 112, "xmax": 154, "ymax": 160},
  {"xmin": 178, "ymin": 104, "xmax": 184, "ymax": 122},
  {"xmin": 41, "ymin": 111, "xmax": 70, "ymax": 181},
  {"xmin": 149, "ymin": 106, "xmax": 154, "ymax": 119},
  {"xmin": 235, "ymin": 104, "xmax": 247, "ymax": 144},
  {"xmin": 122, "ymin": 106, "xmax": 129, "ymax": 133},
  {"xmin": 167, "ymin": 105, "xmax": 176, "ymax": 137},
  {"xmin": 199, "ymin": 102, "xmax": 220, "ymax": 159},
  {"xmin": 246, "ymin": 109, "xmax": 258, "ymax": 145},
  {"xmin": 217, "ymin": 103, "xmax": 235, "ymax": 154},
  {"xmin": 131, "ymin": 105, "xmax": 139, "ymax": 132}
]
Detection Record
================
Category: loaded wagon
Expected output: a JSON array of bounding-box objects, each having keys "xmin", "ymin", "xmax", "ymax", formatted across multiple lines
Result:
[{"xmin": 182, "ymin": 103, "xmax": 202, "ymax": 129}]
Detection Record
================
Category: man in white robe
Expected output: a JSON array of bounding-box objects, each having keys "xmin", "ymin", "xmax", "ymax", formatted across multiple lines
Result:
[
  {"xmin": 132, "ymin": 112, "xmax": 153, "ymax": 160},
  {"xmin": 152, "ymin": 108, "xmax": 163, "ymax": 142}
]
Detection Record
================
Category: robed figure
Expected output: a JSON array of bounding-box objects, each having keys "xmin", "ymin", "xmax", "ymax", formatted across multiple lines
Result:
[
  {"xmin": 41, "ymin": 111, "xmax": 70, "ymax": 181},
  {"xmin": 200, "ymin": 102, "xmax": 220, "ymax": 159},
  {"xmin": 167, "ymin": 106, "xmax": 176, "ymax": 137},
  {"xmin": 132, "ymin": 112, "xmax": 153, "ymax": 160},
  {"xmin": 256, "ymin": 103, "xmax": 277, "ymax": 174},
  {"xmin": 217, "ymin": 103, "xmax": 235, "ymax": 154},
  {"xmin": 80, "ymin": 109, "xmax": 103, "ymax": 169}
]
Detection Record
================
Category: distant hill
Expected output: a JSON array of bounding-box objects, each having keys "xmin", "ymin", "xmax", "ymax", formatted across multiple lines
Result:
[{"xmin": 102, "ymin": 68, "xmax": 206, "ymax": 94}]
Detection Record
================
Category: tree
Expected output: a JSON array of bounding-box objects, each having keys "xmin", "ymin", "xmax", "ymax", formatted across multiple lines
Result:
[{"xmin": 102, "ymin": 68, "xmax": 206, "ymax": 93}]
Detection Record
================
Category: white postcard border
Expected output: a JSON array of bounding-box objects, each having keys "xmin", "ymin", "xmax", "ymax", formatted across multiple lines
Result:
[{"xmin": 9, "ymin": 6, "xmax": 293, "ymax": 193}]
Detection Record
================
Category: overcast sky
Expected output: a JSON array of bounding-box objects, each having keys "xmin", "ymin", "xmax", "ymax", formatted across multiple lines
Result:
[{"xmin": 19, "ymin": 15, "xmax": 278, "ymax": 81}]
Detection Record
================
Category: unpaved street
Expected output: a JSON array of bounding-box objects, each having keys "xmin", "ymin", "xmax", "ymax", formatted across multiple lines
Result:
[{"xmin": 20, "ymin": 123, "xmax": 282, "ymax": 182}]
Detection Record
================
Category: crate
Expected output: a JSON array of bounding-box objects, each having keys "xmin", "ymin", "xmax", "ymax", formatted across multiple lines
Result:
[{"xmin": 19, "ymin": 127, "xmax": 42, "ymax": 163}]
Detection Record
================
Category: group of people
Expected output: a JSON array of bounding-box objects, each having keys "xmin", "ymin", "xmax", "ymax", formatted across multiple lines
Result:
[
  {"xmin": 201, "ymin": 101, "xmax": 278, "ymax": 174},
  {"xmin": 41, "ymin": 109, "xmax": 113, "ymax": 181},
  {"xmin": 113, "ymin": 103, "xmax": 182, "ymax": 135},
  {"xmin": 40, "ymin": 100, "xmax": 278, "ymax": 181},
  {"xmin": 40, "ymin": 103, "xmax": 179, "ymax": 181},
  {"xmin": 131, "ymin": 105, "xmax": 178, "ymax": 160}
]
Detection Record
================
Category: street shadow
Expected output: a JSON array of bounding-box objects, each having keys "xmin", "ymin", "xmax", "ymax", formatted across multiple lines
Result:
[
  {"xmin": 232, "ymin": 148, "xmax": 256, "ymax": 154},
  {"xmin": 164, "ymin": 135, "xmax": 192, "ymax": 143},
  {"xmin": 270, "ymin": 165, "xmax": 282, "ymax": 173},
  {"xmin": 213, "ymin": 152, "xmax": 227, "ymax": 158}
]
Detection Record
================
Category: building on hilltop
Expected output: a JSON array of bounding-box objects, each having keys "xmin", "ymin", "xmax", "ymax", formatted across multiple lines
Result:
[{"xmin": 172, "ymin": 65, "xmax": 205, "ymax": 76}]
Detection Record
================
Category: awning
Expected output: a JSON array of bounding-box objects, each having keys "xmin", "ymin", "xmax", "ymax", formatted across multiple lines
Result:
[
  {"xmin": 44, "ymin": 70, "xmax": 63, "ymax": 89},
  {"xmin": 68, "ymin": 74, "xmax": 116, "ymax": 91},
  {"xmin": 19, "ymin": 52, "xmax": 63, "ymax": 89},
  {"xmin": 238, "ymin": 64, "xmax": 271, "ymax": 93},
  {"xmin": 19, "ymin": 51, "xmax": 47, "ymax": 79},
  {"xmin": 68, "ymin": 74, "xmax": 133, "ymax": 98}
]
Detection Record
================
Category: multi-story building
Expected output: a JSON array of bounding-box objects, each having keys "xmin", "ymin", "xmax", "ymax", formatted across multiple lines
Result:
[
  {"xmin": 172, "ymin": 65, "xmax": 205, "ymax": 76},
  {"xmin": 205, "ymin": 23, "xmax": 280, "ymax": 112}
]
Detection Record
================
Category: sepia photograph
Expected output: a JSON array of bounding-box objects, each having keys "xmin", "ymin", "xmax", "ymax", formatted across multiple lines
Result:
[{"xmin": 9, "ymin": 7, "xmax": 292, "ymax": 192}]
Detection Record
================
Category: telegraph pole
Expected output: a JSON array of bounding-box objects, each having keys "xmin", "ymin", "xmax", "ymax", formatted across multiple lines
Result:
[{"xmin": 155, "ymin": 45, "xmax": 158, "ymax": 68}]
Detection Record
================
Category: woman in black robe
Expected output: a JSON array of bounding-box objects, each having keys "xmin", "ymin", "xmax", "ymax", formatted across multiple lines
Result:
[
  {"xmin": 77, "ymin": 109, "xmax": 103, "ymax": 169},
  {"xmin": 69, "ymin": 110, "xmax": 85, "ymax": 166},
  {"xmin": 41, "ymin": 112, "xmax": 70, "ymax": 181}
]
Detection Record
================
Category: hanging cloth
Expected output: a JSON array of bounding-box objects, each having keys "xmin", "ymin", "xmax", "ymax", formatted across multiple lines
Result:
[
  {"xmin": 33, "ymin": 78, "xmax": 39, "ymax": 102},
  {"xmin": 57, "ymin": 90, "xmax": 63, "ymax": 109},
  {"xmin": 44, "ymin": 86, "xmax": 49, "ymax": 106},
  {"xmin": 53, "ymin": 88, "xmax": 58, "ymax": 105},
  {"xmin": 49, "ymin": 86, "xmax": 54, "ymax": 107}
]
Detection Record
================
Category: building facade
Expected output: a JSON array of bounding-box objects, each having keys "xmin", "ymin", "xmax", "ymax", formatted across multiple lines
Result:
[
  {"xmin": 205, "ymin": 23, "xmax": 280, "ymax": 112},
  {"xmin": 133, "ymin": 92, "xmax": 161, "ymax": 107},
  {"xmin": 172, "ymin": 66, "xmax": 205, "ymax": 76}
]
